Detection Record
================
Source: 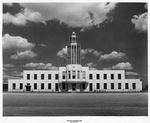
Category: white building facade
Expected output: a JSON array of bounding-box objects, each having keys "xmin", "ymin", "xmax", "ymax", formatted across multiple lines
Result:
[{"xmin": 8, "ymin": 32, "xmax": 142, "ymax": 92}]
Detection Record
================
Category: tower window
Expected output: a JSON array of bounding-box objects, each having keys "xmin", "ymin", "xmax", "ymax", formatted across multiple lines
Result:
[
  {"xmin": 72, "ymin": 71, "xmax": 76, "ymax": 79},
  {"xmin": 68, "ymin": 71, "xmax": 71, "ymax": 79}
]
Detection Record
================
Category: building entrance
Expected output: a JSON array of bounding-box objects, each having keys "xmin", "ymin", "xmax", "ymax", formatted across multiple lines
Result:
[
  {"xmin": 25, "ymin": 84, "xmax": 31, "ymax": 91},
  {"xmin": 72, "ymin": 84, "xmax": 76, "ymax": 91}
]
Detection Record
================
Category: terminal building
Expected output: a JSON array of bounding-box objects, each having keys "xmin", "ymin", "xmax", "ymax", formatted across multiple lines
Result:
[{"xmin": 8, "ymin": 32, "xmax": 142, "ymax": 92}]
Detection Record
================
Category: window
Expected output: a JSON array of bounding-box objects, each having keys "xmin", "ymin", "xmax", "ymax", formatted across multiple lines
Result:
[
  {"xmin": 89, "ymin": 74, "xmax": 93, "ymax": 79},
  {"xmin": 72, "ymin": 71, "xmax": 76, "ymax": 79},
  {"xmin": 132, "ymin": 83, "xmax": 136, "ymax": 89},
  {"xmin": 41, "ymin": 83, "xmax": 44, "ymax": 89},
  {"xmin": 48, "ymin": 83, "xmax": 51, "ymax": 89},
  {"xmin": 62, "ymin": 83, "xmax": 65, "ymax": 90},
  {"xmin": 104, "ymin": 74, "xmax": 107, "ymax": 79},
  {"xmin": 97, "ymin": 83, "xmax": 100, "ymax": 89},
  {"xmin": 118, "ymin": 74, "xmax": 121, "ymax": 79},
  {"xmin": 62, "ymin": 71, "xmax": 66, "ymax": 79},
  {"xmin": 34, "ymin": 83, "xmax": 37, "ymax": 89},
  {"xmin": 82, "ymin": 83, "xmax": 86, "ymax": 90},
  {"xmin": 13, "ymin": 83, "xmax": 16, "ymax": 89},
  {"xmin": 20, "ymin": 83, "xmax": 23, "ymax": 89},
  {"xmin": 125, "ymin": 83, "xmax": 129, "ymax": 89},
  {"xmin": 118, "ymin": 83, "xmax": 121, "ymax": 89},
  {"xmin": 27, "ymin": 74, "xmax": 30, "ymax": 80},
  {"xmin": 27, "ymin": 83, "xmax": 30, "ymax": 85},
  {"xmin": 55, "ymin": 83, "xmax": 59, "ymax": 91},
  {"xmin": 111, "ymin": 83, "xmax": 114, "ymax": 89},
  {"xmin": 55, "ymin": 74, "xmax": 59, "ymax": 80},
  {"xmin": 34, "ymin": 74, "xmax": 37, "ymax": 80},
  {"xmin": 68, "ymin": 71, "xmax": 71, "ymax": 79},
  {"xmin": 104, "ymin": 83, "xmax": 107, "ymax": 89},
  {"xmin": 77, "ymin": 71, "xmax": 80, "ymax": 79},
  {"xmin": 89, "ymin": 83, "xmax": 93, "ymax": 91},
  {"xmin": 48, "ymin": 74, "xmax": 51, "ymax": 80},
  {"xmin": 82, "ymin": 71, "xmax": 86, "ymax": 79},
  {"xmin": 41, "ymin": 74, "xmax": 44, "ymax": 80},
  {"xmin": 111, "ymin": 74, "xmax": 114, "ymax": 79},
  {"xmin": 96, "ymin": 74, "xmax": 100, "ymax": 79}
]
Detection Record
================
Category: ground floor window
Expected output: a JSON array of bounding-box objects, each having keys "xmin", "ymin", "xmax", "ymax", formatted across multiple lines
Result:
[
  {"xmin": 82, "ymin": 83, "xmax": 86, "ymax": 90},
  {"xmin": 118, "ymin": 83, "xmax": 121, "ymax": 89},
  {"xmin": 96, "ymin": 83, "xmax": 100, "ymax": 89},
  {"xmin": 55, "ymin": 83, "xmax": 59, "ymax": 91},
  {"xmin": 41, "ymin": 83, "xmax": 44, "ymax": 90},
  {"xmin": 111, "ymin": 83, "xmax": 114, "ymax": 89},
  {"xmin": 48, "ymin": 83, "xmax": 51, "ymax": 89},
  {"xmin": 13, "ymin": 83, "xmax": 16, "ymax": 89},
  {"xmin": 62, "ymin": 83, "xmax": 65, "ymax": 90},
  {"xmin": 34, "ymin": 83, "xmax": 37, "ymax": 89},
  {"xmin": 104, "ymin": 83, "xmax": 107, "ymax": 89},
  {"xmin": 89, "ymin": 83, "xmax": 93, "ymax": 91},
  {"xmin": 125, "ymin": 83, "xmax": 129, "ymax": 89},
  {"xmin": 132, "ymin": 83, "xmax": 136, "ymax": 89},
  {"xmin": 20, "ymin": 83, "xmax": 23, "ymax": 89}
]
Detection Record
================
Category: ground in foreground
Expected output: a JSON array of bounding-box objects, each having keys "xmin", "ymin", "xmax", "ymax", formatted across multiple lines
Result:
[{"xmin": 3, "ymin": 92, "xmax": 148, "ymax": 116}]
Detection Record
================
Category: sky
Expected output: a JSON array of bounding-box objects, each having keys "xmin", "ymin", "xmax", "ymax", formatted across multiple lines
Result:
[{"xmin": 2, "ymin": 2, "xmax": 148, "ymax": 88}]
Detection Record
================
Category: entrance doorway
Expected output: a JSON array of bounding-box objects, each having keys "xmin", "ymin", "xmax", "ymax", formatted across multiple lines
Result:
[
  {"xmin": 26, "ymin": 85, "xmax": 31, "ymax": 91},
  {"xmin": 25, "ymin": 83, "xmax": 31, "ymax": 91},
  {"xmin": 72, "ymin": 84, "xmax": 76, "ymax": 91}
]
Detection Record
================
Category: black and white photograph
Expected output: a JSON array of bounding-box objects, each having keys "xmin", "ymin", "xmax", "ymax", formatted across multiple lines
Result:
[{"xmin": 1, "ymin": 0, "xmax": 149, "ymax": 123}]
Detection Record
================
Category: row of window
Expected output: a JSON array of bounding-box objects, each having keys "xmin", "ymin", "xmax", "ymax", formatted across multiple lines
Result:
[
  {"xmin": 13, "ymin": 83, "xmax": 59, "ymax": 91},
  {"xmin": 27, "ymin": 74, "xmax": 59, "ymax": 80},
  {"xmin": 12, "ymin": 83, "xmax": 136, "ymax": 90},
  {"xmin": 89, "ymin": 74, "xmax": 121, "ymax": 80},
  {"xmin": 89, "ymin": 83, "xmax": 136, "ymax": 91},
  {"xmin": 26, "ymin": 73, "xmax": 122, "ymax": 80}
]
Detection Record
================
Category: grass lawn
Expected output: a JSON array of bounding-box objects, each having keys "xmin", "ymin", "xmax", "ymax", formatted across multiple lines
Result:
[{"xmin": 3, "ymin": 92, "xmax": 148, "ymax": 116}]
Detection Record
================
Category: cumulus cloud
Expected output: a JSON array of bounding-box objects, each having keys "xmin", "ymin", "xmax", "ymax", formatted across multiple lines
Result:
[
  {"xmin": 126, "ymin": 71, "xmax": 139, "ymax": 76},
  {"xmin": 3, "ymin": 34, "xmax": 35, "ymax": 52},
  {"xmin": 3, "ymin": 64, "xmax": 15, "ymax": 68},
  {"xmin": 57, "ymin": 46, "xmax": 101, "ymax": 59},
  {"xmin": 81, "ymin": 48, "xmax": 101, "ymax": 59},
  {"xmin": 99, "ymin": 51, "xmax": 126, "ymax": 61},
  {"xmin": 38, "ymin": 44, "xmax": 47, "ymax": 47},
  {"xmin": 103, "ymin": 62, "xmax": 133, "ymax": 70},
  {"xmin": 57, "ymin": 46, "xmax": 68, "ymax": 58},
  {"xmin": 10, "ymin": 50, "xmax": 37, "ymax": 59},
  {"xmin": 3, "ymin": 8, "xmax": 46, "ymax": 26},
  {"xmin": 23, "ymin": 62, "xmax": 58, "ymax": 70},
  {"xmin": 87, "ymin": 62, "xmax": 97, "ymax": 70},
  {"xmin": 131, "ymin": 4, "xmax": 147, "ymax": 33},
  {"xmin": 20, "ymin": 3, "xmax": 117, "ymax": 28},
  {"xmin": 12, "ymin": 71, "xmax": 23, "ymax": 77}
]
